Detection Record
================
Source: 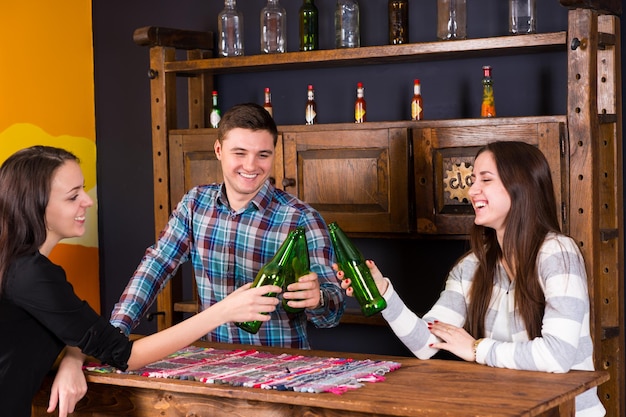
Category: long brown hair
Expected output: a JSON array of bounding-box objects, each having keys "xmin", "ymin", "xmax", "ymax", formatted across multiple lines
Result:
[
  {"xmin": 0, "ymin": 146, "xmax": 79, "ymax": 295},
  {"xmin": 467, "ymin": 141, "xmax": 561, "ymax": 339}
]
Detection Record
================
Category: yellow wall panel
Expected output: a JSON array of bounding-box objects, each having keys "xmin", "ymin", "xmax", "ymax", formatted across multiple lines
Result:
[{"xmin": 0, "ymin": 1, "xmax": 100, "ymax": 312}]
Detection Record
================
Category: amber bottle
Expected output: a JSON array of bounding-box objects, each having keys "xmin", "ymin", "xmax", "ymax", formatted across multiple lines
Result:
[{"xmin": 388, "ymin": 0, "xmax": 409, "ymax": 45}]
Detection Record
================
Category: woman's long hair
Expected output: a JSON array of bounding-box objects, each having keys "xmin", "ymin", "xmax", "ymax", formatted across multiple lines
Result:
[
  {"xmin": 0, "ymin": 146, "xmax": 79, "ymax": 295},
  {"xmin": 467, "ymin": 141, "xmax": 561, "ymax": 339}
]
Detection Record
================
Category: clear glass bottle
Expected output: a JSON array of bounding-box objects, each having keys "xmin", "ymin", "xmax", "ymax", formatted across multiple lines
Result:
[
  {"xmin": 328, "ymin": 222, "xmax": 386, "ymax": 317},
  {"xmin": 263, "ymin": 87, "xmax": 273, "ymax": 117},
  {"xmin": 480, "ymin": 66, "xmax": 496, "ymax": 118},
  {"xmin": 299, "ymin": 0, "xmax": 319, "ymax": 51},
  {"xmin": 261, "ymin": 0, "xmax": 286, "ymax": 54},
  {"xmin": 282, "ymin": 227, "xmax": 309, "ymax": 314},
  {"xmin": 305, "ymin": 84, "xmax": 317, "ymax": 125},
  {"xmin": 354, "ymin": 82, "xmax": 366, "ymax": 123},
  {"xmin": 218, "ymin": 0, "xmax": 244, "ymax": 57},
  {"xmin": 509, "ymin": 0, "xmax": 536, "ymax": 35},
  {"xmin": 388, "ymin": 0, "xmax": 409, "ymax": 45},
  {"xmin": 335, "ymin": 0, "xmax": 360, "ymax": 48},
  {"xmin": 437, "ymin": 0, "xmax": 466, "ymax": 40},
  {"xmin": 235, "ymin": 229, "xmax": 299, "ymax": 334},
  {"xmin": 411, "ymin": 79, "xmax": 423, "ymax": 121},
  {"xmin": 210, "ymin": 91, "xmax": 221, "ymax": 128}
]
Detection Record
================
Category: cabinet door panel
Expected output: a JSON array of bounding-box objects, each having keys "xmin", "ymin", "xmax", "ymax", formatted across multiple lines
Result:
[
  {"xmin": 283, "ymin": 128, "xmax": 410, "ymax": 233},
  {"xmin": 413, "ymin": 119, "xmax": 566, "ymax": 235}
]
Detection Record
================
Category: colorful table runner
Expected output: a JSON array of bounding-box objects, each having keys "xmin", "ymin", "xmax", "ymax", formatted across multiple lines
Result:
[{"xmin": 85, "ymin": 346, "xmax": 402, "ymax": 394}]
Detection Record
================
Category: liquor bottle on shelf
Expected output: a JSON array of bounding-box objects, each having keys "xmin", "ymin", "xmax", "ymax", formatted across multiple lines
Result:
[
  {"xmin": 261, "ymin": 0, "xmax": 286, "ymax": 54},
  {"xmin": 335, "ymin": 0, "xmax": 360, "ymax": 48},
  {"xmin": 388, "ymin": 0, "xmax": 409, "ymax": 45},
  {"xmin": 328, "ymin": 222, "xmax": 386, "ymax": 317},
  {"xmin": 480, "ymin": 66, "xmax": 496, "ymax": 118},
  {"xmin": 263, "ymin": 87, "xmax": 273, "ymax": 117},
  {"xmin": 354, "ymin": 82, "xmax": 366, "ymax": 123},
  {"xmin": 282, "ymin": 227, "xmax": 309, "ymax": 314},
  {"xmin": 305, "ymin": 84, "xmax": 317, "ymax": 125},
  {"xmin": 235, "ymin": 229, "xmax": 299, "ymax": 334},
  {"xmin": 299, "ymin": 0, "xmax": 319, "ymax": 51},
  {"xmin": 210, "ymin": 91, "xmax": 221, "ymax": 128},
  {"xmin": 411, "ymin": 79, "xmax": 423, "ymax": 121},
  {"xmin": 437, "ymin": 0, "xmax": 466, "ymax": 40},
  {"xmin": 218, "ymin": 0, "xmax": 244, "ymax": 57},
  {"xmin": 509, "ymin": 0, "xmax": 536, "ymax": 34}
]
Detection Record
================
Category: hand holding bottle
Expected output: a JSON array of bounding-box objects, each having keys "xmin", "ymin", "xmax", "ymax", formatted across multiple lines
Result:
[
  {"xmin": 221, "ymin": 283, "xmax": 282, "ymax": 324},
  {"xmin": 282, "ymin": 271, "xmax": 322, "ymax": 310},
  {"xmin": 333, "ymin": 259, "xmax": 389, "ymax": 298}
]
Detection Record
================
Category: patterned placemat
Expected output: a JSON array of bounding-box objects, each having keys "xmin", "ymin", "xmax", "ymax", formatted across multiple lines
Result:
[{"xmin": 85, "ymin": 346, "xmax": 402, "ymax": 394}]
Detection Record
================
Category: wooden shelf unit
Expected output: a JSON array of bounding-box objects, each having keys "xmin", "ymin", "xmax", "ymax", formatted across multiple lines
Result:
[{"xmin": 134, "ymin": 2, "xmax": 623, "ymax": 415}]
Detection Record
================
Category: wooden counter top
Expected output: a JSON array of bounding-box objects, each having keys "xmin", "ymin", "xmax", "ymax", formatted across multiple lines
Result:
[{"xmin": 33, "ymin": 341, "xmax": 608, "ymax": 417}]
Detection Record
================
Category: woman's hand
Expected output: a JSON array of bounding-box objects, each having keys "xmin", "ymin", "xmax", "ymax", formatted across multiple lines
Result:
[
  {"xmin": 427, "ymin": 321, "xmax": 476, "ymax": 362},
  {"xmin": 48, "ymin": 347, "xmax": 87, "ymax": 417},
  {"xmin": 219, "ymin": 283, "xmax": 282, "ymax": 323},
  {"xmin": 332, "ymin": 259, "xmax": 389, "ymax": 296}
]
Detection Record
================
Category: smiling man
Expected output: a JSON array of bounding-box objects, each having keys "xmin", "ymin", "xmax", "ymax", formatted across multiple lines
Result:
[{"xmin": 110, "ymin": 103, "xmax": 345, "ymax": 349}]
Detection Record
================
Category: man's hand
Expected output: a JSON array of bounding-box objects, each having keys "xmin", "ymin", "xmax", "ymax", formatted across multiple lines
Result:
[{"xmin": 282, "ymin": 271, "xmax": 322, "ymax": 309}]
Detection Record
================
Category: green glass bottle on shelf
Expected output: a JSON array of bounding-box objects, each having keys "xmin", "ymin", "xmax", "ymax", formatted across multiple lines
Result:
[
  {"xmin": 299, "ymin": 0, "xmax": 319, "ymax": 51},
  {"xmin": 235, "ymin": 228, "xmax": 299, "ymax": 334},
  {"xmin": 328, "ymin": 222, "xmax": 386, "ymax": 317},
  {"xmin": 282, "ymin": 227, "xmax": 309, "ymax": 314}
]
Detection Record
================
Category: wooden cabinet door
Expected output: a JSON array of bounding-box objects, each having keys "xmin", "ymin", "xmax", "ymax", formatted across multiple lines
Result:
[
  {"xmin": 413, "ymin": 117, "xmax": 567, "ymax": 235},
  {"xmin": 282, "ymin": 126, "xmax": 411, "ymax": 233}
]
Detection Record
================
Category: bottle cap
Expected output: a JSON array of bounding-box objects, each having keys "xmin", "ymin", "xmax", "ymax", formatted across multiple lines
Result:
[
  {"xmin": 212, "ymin": 90, "xmax": 218, "ymax": 95},
  {"xmin": 308, "ymin": 84, "xmax": 313, "ymax": 90},
  {"xmin": 414, "ymin": 79, "xmax": 420, "ymax": 84},
  {"xmin": 357, "ymin": 82, "xmax": 363, "ymax": 88},
  {"xmin": 265, "ymin": 87, "xmax": 270, "ymax": 93}
]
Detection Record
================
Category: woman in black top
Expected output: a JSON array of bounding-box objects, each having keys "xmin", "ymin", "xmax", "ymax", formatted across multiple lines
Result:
[{"xmin": 0, "ymin": 146, "xmax": 282, "ymax": 417}]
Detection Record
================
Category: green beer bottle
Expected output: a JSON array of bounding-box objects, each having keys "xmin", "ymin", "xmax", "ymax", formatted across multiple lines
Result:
[
  {"xmin": 328, "ymin": 222, "xmax": 386, "ymax": 317},
  {"xmin": 236, "ymin": 228, "xmax": 298, "ymax": 334},
  {"xmin": 299, "ymin": 0, "xmax": 319, "ymax": 51},
  {"xmin": 282, "ymin": 227, "xmax": 309, "ymax": 314}
]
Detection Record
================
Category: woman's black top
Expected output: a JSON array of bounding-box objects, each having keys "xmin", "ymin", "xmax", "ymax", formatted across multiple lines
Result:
[{"xmin": 0, "ymin": 252, "xmax": 133, "ymax": 417}]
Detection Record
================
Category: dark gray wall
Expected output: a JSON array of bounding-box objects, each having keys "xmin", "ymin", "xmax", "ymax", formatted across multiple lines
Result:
[{"xmin": 93, "ymin": 1, "xmax": 596, "ymax": 356}]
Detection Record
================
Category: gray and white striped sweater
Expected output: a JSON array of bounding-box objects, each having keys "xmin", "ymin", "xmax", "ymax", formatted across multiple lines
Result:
[{"xmin": 381, "ymin": 233, "xmax": 605, "ymax": 417}]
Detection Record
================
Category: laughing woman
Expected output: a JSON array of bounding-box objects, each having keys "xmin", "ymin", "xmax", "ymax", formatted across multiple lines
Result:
[{"xmin": 337, "ymin": 141, "xmax": 605, "ymax": 416}]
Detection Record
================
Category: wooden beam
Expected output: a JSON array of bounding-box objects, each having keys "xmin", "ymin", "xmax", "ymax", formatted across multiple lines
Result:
[
  {"xmin": 560, "ymin": 0, "xmax": 622, "ymax": 15},
  {"xmin": 133, "ymin": 26, "xmax": 213, "ymax": 50}
]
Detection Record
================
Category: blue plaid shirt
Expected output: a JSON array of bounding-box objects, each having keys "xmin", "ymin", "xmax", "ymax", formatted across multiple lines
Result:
[{"xmin": 110, "ymin": 181, "xmax": 345, "ymax": 349}]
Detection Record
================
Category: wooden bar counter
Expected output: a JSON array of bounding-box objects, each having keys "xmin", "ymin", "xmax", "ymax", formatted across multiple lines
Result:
[{"xmin": 33, "ymin": 342, "xmax": 608, "ymax": 417}]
